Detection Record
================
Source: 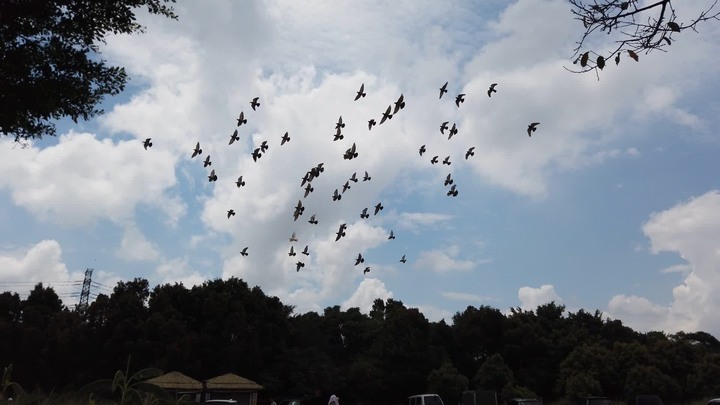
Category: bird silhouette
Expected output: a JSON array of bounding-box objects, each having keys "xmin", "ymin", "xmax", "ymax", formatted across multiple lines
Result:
[
  {"xmin": 281, "ymin": 131, "xmax": 290, "ymax": 145},
  {"xmin": 229, "ymin": 129, "xmax": 240, "ymax": 145},
  {"xmin": 203, "ymin": 155, "xmax": 212, "ymax": 167},
  {"xmin": 349, "ymin": 172, "xmax": 358, "ymax": 183},
  {"xmin": 455, "ymin": 94, "xmax": 465, "ymax": 107},
  {"xmin": 393, "ymin": 94, "xmax": 405, "ymax": 114},
  {"xmin": 465, "ymin": 147, "xmax": 475, "ymax": 160},
  {"xmin": 447, "ymin": 184, "xmax": 458, "ymax": 197},
  {"xmin": 236, "ymin": 176, "xmax": 245, "ymax": 187},
  {"xmin": 304, "ymin": 183, "xmax": 314, "ymax": 198},
  {"xmin": 444, "ymin": 173, "xmax": 453, "ymax": 186},
  {"xmin": 227, "ymin": 209, "xmax": 235, "ymax": 218},
  {"xmin": 336, "ymin": 116, "xmax": 345, "ymax": 130},
  {"xmin": 419, "ymin": 145, "xmax": 427, "ymax": 156},
  {"xmin": 343, "ymin": 143, "xmax": 358, "ymax": 160},
  {"xmin": 290, "ymin": 231, "xmax": 298, "ymax": 242},
  {"xmin": 296, "ymin": 261, "xmax": 305, "ymax": 272},
  {"xmin": 240, "ymin": 247, "xmax": 248, "ymax": 256},
  {"xmin": 440, "ymin": 121, "xmax": 449, "ymax": 134},
  {"xmin": 333, "ymin": 189, "xmax": 342, "ymax": 201},
  {"xmin": 308, "ymin": 214, "xmax": 318, "ymax": 225},
  {"xmin": 252, "ymin": 148, "xmax": 262, "ymax": 162},
  {"xmin": 368, "ymin": 119, "xmax": 376, "ymax": 130},
  {"xmin": 363, "ymin": 171, "xmax": 371, "ymax": 181},
  {"xmin": 250, "ymin": 97, "xmax": 260, "ymax": 111},
  {"xmin": 302, "ymin": 245, "xmax": 310, "ymax": 256},
  {"xmin": 439, "ymin": 81, "xmax": 448, "ymax": 99},
  {"xmin": 143, "ymin": 138, "xmax": 152, "ymax": 150},
  {"xmin": 363, "ymin": 266, "xmax": 370, "ymax": 274},
  {"xmin": 488, "ymin": 83, "xmax": 498, "ymax": 97},
  {"xmin": 355, "ymin": 253, "xmax": 365, "ymax": 266},
  {"xmin": 293, "ymin": 200, "xmax": 304, "ymax": 221},
  {"xmin": 388, "ymin": 230, "xmax": 395, "ymax": 240},
  {"xmin": 236, "ymin": 111, "xmax": 247, "ymax": 126},
  {"xmin": 379, "ymin": 105, "xmax": 393, "ymax": 124},
  {"xmin": 400, "ymin": 255, "xmax": 407, "ymax": 263},
  {"xmin": 527, "ymin": 122, "xmax": 540, "ymax": 137},
  {"xmin": 431, "ymin": 156, "xmax": 439, "ymax": 165},
  {"xmin": 448, "ymin": 123, "xmax": 458, "ymax": 139},
  {"xmin": 443, "ymin": 156, "xmax": 451, "ymax": 165},
  {"xmin": 260, "ymin": 140, "xmax": 269, "ymax": 153},
  {"xmin": 208, "ymin": 169, "xmax": 217, "ymax": 182},
  {"xmin": 192, "ymin": 142, "xmax": 202, "ymax": 158},
  {"xmin": 335, "ymin": 223, "xmax": 347, "ymax": 241},
  {"xmin": 355, "ymin": 83, "xmax": 366, "ymax": 101},
  {"xmin": 374, "ymin": 202, "xmax": 384, "ymax": 215},
  {"xmin": 360, "ymin": 208, "xmax": 369, "ymax": 219},
  {"xmin": 289, "ymin": 246, "xmax": 296, "ymax": 256},
  {"xmin": 333, "ymin": 128, "xmax": 344, "ymax": 141},
  {"xmin": 342, "ymin": 181, "xmax": 351, "ymax": 193}
]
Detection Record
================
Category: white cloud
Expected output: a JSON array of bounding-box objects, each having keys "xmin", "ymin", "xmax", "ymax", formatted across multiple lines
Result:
[
  {"xmin": 518, "ymin": 284, "xmax": 562, "ymax": 310},
  {"xmin": 607, "ymin": 190, "xmax": 720, "ymax": 335},
  {"xmin": 342, "ymin": 278, "xmax": 393, "ymax": 313},
  {"xmin": 116, "ymin": 225, "xmax": 161, "ymax": 262},
  {"xmin": 414, "ymin": 245, "xmax": 475, "ymax": 273},
  {"xmin": 154, "ymin": 257, "xmax": 209, "ymax": 287}
]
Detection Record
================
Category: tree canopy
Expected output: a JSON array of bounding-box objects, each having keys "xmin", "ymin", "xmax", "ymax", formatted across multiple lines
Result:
[{"xmin": 0, "ymin": 0, "xmax": 177, "ymax": 141}]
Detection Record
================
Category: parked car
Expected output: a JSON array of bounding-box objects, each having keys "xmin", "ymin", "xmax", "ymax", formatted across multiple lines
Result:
[
  {"xmin": 408, "ymin": 394, "xmax": 445, "ymax": 405},
  {"xmin": 633, "ymin": 395, "xmax": 663, "ymax": 405},
  {"xmin": 706, "ymin": 399, "xmax": 720, "ymax": 405},
  {"xmin": 507, "ymin": 398, "xmax": 542, "ymax": 405},
  {"xmin": 577, "ymin": 397, "xmax": 612, "ymax": 405}
]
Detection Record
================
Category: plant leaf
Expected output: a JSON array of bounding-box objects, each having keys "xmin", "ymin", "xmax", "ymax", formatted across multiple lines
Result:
[
  {"xmin": 597, "ymin": 55, "xmax": 605, "ymax": 70},
  {"xmin": 580, "ymin": 51, "xmax": 590, "ymax": 67},
  {"xmin": 667, "ymin": 21, "xmax": 681, "ymax": 32},
  {"xmin": 628, "ymin": 50, "xmax": 639, "ymax": 62}
]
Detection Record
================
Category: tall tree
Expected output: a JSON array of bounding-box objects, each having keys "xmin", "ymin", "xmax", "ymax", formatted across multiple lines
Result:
[{"xmin": 0, "ymin": 0, "xmax": 178, "ymax": 141}]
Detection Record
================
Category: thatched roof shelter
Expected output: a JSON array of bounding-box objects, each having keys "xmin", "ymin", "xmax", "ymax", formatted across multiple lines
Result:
[
  {"xmin": 204, "ymin": 373, "xmax": 264, "ymax": 391},
  {"xmin": 146, "ymin": 371, "xmax": 203, "ymax": 391}
]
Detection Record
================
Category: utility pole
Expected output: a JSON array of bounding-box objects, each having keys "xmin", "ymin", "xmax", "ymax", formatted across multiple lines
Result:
[{"xmin": 77, "ymin": 268, "xmax": 93, "ymax": 314}]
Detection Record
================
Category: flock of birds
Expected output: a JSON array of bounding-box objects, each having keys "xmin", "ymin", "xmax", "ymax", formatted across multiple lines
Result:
[{"xmin": 142, "ymin": 83, "xmax": 540, "ymax": 275}]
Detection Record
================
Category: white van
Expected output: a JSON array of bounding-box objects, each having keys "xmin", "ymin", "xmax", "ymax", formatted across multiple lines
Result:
[{"xmin": 408, "ymin": 394, "xmax": 445, "ymax": 405}]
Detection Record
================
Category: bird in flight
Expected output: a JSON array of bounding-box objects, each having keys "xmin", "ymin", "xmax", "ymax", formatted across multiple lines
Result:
[
  {"xmin": 355, "ymin": 253, "xmax": 365, "ymax": 266},
  {"xmin": 281, "ymin": 131, "xmax": 290, "ymax": 145},
  {"xmin": 488, "ymin": 83, "xmax": 498, "ymax": 97},
  {"xmin": 289, "ymin": 246, "xmax": 296, "ymax": 256},
  {"xmin": 419, "ymin": 145, "xmax": 426, "ymax": 156},
  {"xmin": 293, "ymin": 199, "xmax": 305, "ymax": 221},
  {"xmin": 393, "ymin": 94, "xmax": 406, "ymax": 114},
  {"xmin": 355, "ymin": 83, "xmax": 366, "ymax": 101},
  {"xmin": 342, "ymin": 181, "xmax": 351, "ymax": 193},
  {"xmin": 203, "ymin": 155, "xmax": 212, "ymax": 168},
  {"xmin": 250, "ymin": 97, "xmax": 260, "ymax": 111},
  {"xmin": 349, "ymin": 172, "xmax": 358, "ymax": 183},
  {"xmin": 379, "ymin": 105, "xmax": 393, "ymax": 125},
  {"xmin": 360, "ymin": 208, "xmax": 369, "ymax": 219},
  {"xmin": 229, "ymin": 129, "xmax": 240, "ymax": 145},
  {"xmin": 333, "ymin": 189, "xmax": 342, "ymax": 201},
  {"xmin": 439, "ymin": 81, "xmax": 448, "ymax": 99},
  {"xmin": 443, "ymin": 156, "xmax": 451, "ymax": 165},
  {"xmin": 363, "ymin": 266, "xmax": 370, "ymax": 275},
  {"xmin": 296, "ymin": 261, "xmax": 305, "ymax": 272},
  {"xmin": 440, "ymin": 121, "xmax": 449, "ymax": 134},
  {"xmin": 143, "ymin": 138, "xmax": 152, "ymax": 150},
  {"xmin": 304, "ymin": 183, "xmax": 314, "ymax": 198},
  {"xmin": 192, "ymin": 142, "xmax": 202, "ymax": 158},
  {"xmin": 368, "ymin": 119, "xmax": 376, "ymax": 130},
  {"xmin": 400, "ymin": 255, "xmax": 407, "ymax": 263},
  {"xmin": 236, "ymin": 176, "xmax": 245, "ymax": 187},
  {"xmin": 333, "ymin": 128, "xmax": 344, "ymax": 141},
  {"xmin": 290, "ymin": 231, "xmax": 298, "ymax": 242},
  {"xmin": 374, "ymin": 202, "xmax": 384, "ymax": 215},
  {"xmin": 302, "ymin": 245, "xmax": 310, "ymax": 256},
  {"xmin": 252, "ymin": 148, "xmax": 262, "ymax": 162},
  {"xmin": 447, "ymin": 184, "xmax": 458, "ymax": 197},
  {"xmin": 363, "ymin": 171, "xmax": 371, "ymax": 181},
  {"xmin": 336, "ymin": 116, "xmax": 345, "ymax": 130},
  {"xmin": 444, "ymin": 173, "xmax": 453, "ymax": 186},
  {"xmin": 335, "ymin": 223, "xmax": 347, "ymax": 241},
  {"xmin": 431, "ymin": 156, "xmax": 439, "ymax": 165},
  {"xmin": 208, "ymin": 169, "xmax": 217, "ymax": 182},
  {"xmin": 343, "ymin": 143, "xmax": 358, "ymax": 160},
  {"xmin": 308, "ymin": 214, "xmax": 318, "ymax": 225},
  {"xmin": 240, "ymin": 247, "xmax": 248, "ymax": 257},
  {"xmin": 227, "ymin": 209, "xmax": 235, "ymax": 218},
  {"xmin": 236, "ymin": 112, "xmax": 247, "ymax": 126},
  {"xmin": 455, "ymin": 94, "xmax": 465, "ymax": 107},
  {"xmin": 388, "ymin": 230, "xmax": 395, "ymax": 240},
  {"xmin": 465, "ymin": 147, "xmax": 475, "ymax": 160},
  {"xmin": 527, "ymin": 122, "xmax": 540, "ymax": 137},
  {"xmin": 448, "ymin": 123, "xmax": 458, "ymax": 139},
  {"xmin": 260, "ymin": 140, "xmax": 269, "ymax": 153}
]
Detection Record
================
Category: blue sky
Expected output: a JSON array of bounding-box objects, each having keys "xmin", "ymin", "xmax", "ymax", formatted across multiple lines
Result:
[{"xmin": 2, "ymin": 0, "xmax": 720, "ymax": 336}]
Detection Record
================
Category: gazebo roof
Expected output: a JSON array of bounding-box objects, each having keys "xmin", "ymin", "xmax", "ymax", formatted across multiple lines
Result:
[
  {"xmin": 204, "ymin": 373, "xmax": 264, "ymax": 391},
  {"xmin": 146, "ymin": 371, "xmax": 203, "ymax": 391}
]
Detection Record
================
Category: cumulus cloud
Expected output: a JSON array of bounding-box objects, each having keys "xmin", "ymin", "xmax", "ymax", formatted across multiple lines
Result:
[
  {"xmin": 342, "ymin": 278, "xmax": 393, "ymax": 313},
  {"xmin": 116, "ymin": 225, "xmax": 161, "ymax": 262},
  {"xmin": 518, "ymin": 284, "xmax": 562, "ymax": 310},
  {"xmin": 414, "ymin": 245, "xmax": 475, "ymax": 273}
]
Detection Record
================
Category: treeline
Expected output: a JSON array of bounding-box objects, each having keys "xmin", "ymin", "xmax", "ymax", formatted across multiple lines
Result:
[{"xmin": 1, "ymin": 277, "xmax": 719, "ymax": 404}]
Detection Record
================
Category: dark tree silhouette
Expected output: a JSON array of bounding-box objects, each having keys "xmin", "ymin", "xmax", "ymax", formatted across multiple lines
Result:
[
  {"xmin": 0, "ymin": 0, "xmax": 178, "ymax": 142},
  {"xmin": 568, "ymin": 0, "xmax": 720, "ymax": 74}
]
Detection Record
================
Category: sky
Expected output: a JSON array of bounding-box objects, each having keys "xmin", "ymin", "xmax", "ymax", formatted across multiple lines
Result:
[{"xmin": 2, "ymin": 0, "xmax": 720, "ymax": 337}]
